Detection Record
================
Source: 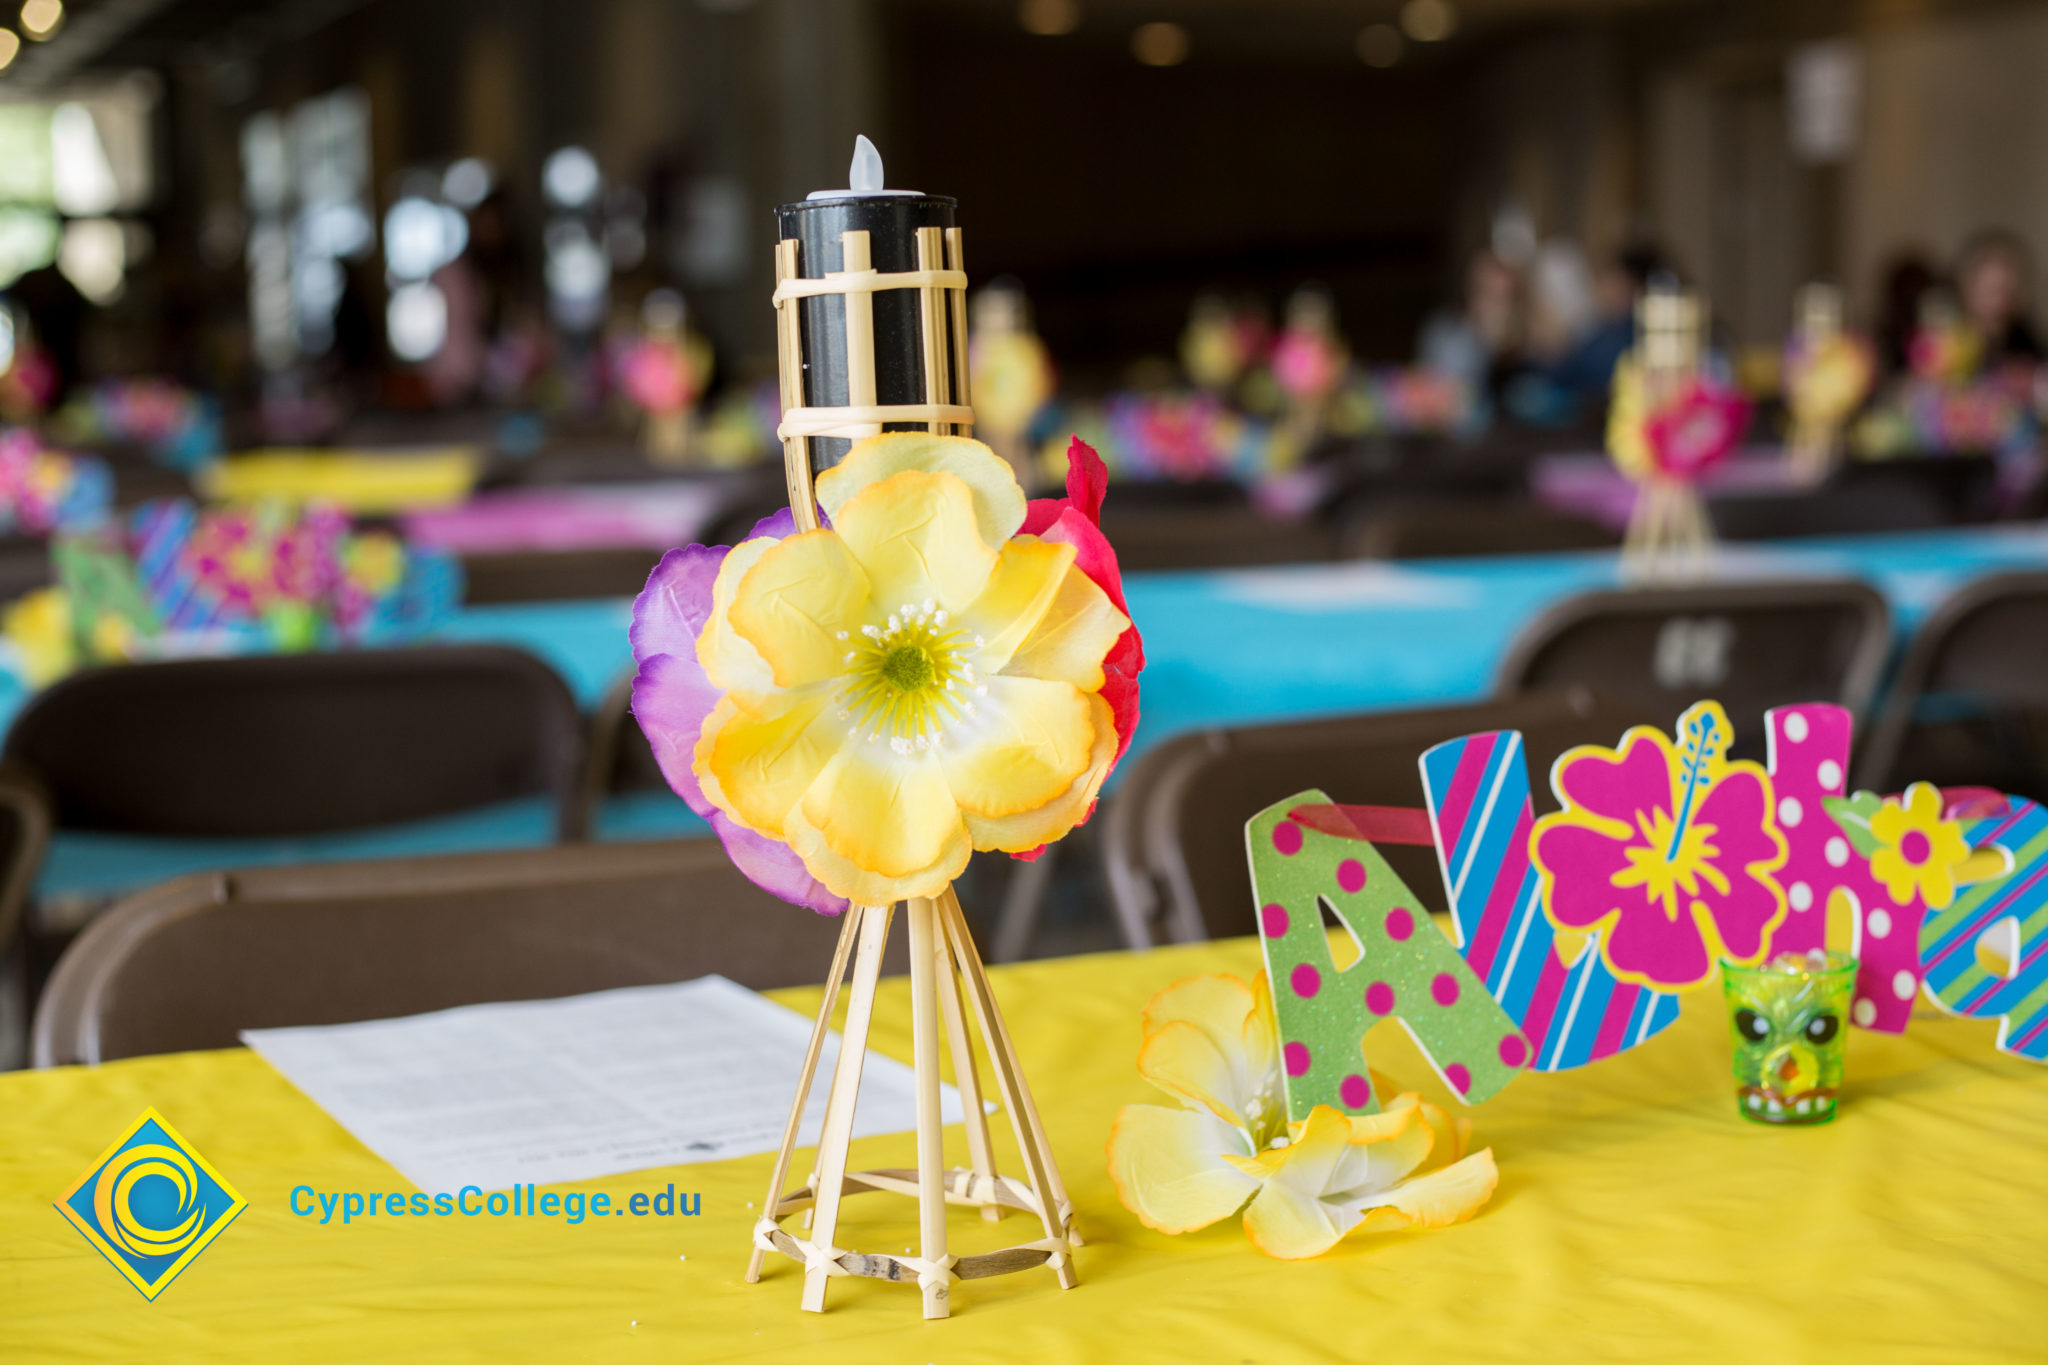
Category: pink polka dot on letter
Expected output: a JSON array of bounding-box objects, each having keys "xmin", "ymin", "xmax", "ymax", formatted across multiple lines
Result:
[
  {"xmin": 1444, "ymin": 1063, "xmax": 1472, "ymax": 1095},
  {"xmin": 1271, "ymin": 821, "xmax": 1303, "ymax": 855},
  {"xmin": 1431, "ymin": 973, "xmax": 1460, "ymax": 1006},
  {"xmin": 1365, "ymin": 981, "xmax": 1395, "ymax": 1015},
  {"xmin": 1384, "ymin": 907, "xmax": 1414, "ymax": 941},
  {"xmin": 1290, "ymin": 963, "xmax": 1322, "ymax": 998},
  {"xmin": 1336, "ymin": 859, "xmax": 1366, "ymax": 894},
  {"xmin": 1338, "ymin": 1073, "xmax": 1372, "ymax": 1109},
  {"xmin": 1260, "ymin": 904, "xmax": 1289, "ymax": 938},
  {"xmin": 1284, "ymin": 1041, "xmax": 1311, "ymax": 1077},
  {"xmin": 1499, "ymin": 1034, "xmax": 1529, "ymax": 1068}
]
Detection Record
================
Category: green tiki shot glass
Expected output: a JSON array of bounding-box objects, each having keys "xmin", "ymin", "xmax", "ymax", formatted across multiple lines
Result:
[{"xmin": 1722, "ymin": 950, "xmax": 1857, "ymax": 1125}]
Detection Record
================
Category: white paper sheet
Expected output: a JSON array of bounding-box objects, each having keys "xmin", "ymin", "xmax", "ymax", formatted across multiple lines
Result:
[{"xmin": 242, "ymin": 976, "xmax": 962, "ymax": 1193}]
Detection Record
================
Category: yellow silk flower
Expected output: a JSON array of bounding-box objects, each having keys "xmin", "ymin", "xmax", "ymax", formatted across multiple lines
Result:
[
  {"xmin": 1107, "ymin": 973, "xmax": 1499, "ymax": 1261},
  {"xmin": 1605, "ymin": 356, "xmax": 1652, "ymax": 478},
  {"xmin": 691, "ymin": 433, "xmax": 1130, "ymax": 905},
  {"xmin": 3, "ymin": 587, "xmax": 75, "ymax": 687}
]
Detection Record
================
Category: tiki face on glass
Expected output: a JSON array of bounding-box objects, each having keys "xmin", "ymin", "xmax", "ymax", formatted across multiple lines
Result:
[{"xmin": 1723, "ymin": 953, "xmax": 1856, "ymax": 1125}]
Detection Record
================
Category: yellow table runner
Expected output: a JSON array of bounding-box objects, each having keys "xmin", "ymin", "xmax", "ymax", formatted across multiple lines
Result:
[
  {"xmin": 195, "ymin": 448, "xmax": 480, "ymax": 514},
  {"xmin": 3, "ymin": 935, "xmax": 2044, "ymax": 1362}
]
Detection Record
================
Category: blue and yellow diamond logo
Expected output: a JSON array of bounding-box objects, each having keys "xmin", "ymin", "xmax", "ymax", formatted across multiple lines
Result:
[{"xmin": 55, "ymin": 1108, "xmax": 245, "ymax": 1300}]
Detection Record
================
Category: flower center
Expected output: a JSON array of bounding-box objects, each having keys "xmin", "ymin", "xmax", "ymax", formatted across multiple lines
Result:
[
  {"xmin": 1615, "ymin": 805, "xmax": 1730, "ymax": 919},
  {"xmin": 1899, "ymin": 830, "xmax": 1931, "ymax": 864},
  {"xmin": 879, "ymin": 643, "xmax": 936, "ymax": 693},
  {"xmin": 834, "ymin": 599, "xmax": 988, "ymax": 756}
]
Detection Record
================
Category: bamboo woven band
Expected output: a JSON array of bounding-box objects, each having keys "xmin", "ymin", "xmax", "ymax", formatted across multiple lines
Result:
[
  {"xmin": 772, "ymin": 267, "xmax": 967, "ymax": 304},
  {"xmin": 896, "ymin": 1252, "xmax": 959, "ymax": 1291},
  {"xmin": 778, "ymin": 403, "xmax": 975, "ymax": 441},
  {"xmin": 786, "ymin": 1234, "xmax": 855, "ymax": 1278},
  {"xmin": 1017, "ymin": 1234, "xmax": 1072, "ymax": 1270}
]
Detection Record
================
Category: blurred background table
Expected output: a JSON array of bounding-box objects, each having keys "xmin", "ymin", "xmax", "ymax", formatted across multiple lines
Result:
[{"xmin": 25, "ymin": 524, "xmax": 2048, "ymax": 903}]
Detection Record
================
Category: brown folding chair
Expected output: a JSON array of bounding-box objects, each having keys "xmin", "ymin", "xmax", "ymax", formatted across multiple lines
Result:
[
  {"xmin": 32, "ymin": 839, "xmax": 904, "ymax": 1066},
  {"xmin": 0, "ymin": 533, "xmax": 52, "ymax": 604},
  {"xmin": 1339, "ymin": 499, "xmax": 1619, "ymax": 560},
  {"xmin": 1855, "ymin": 571, "xmax": 2048, "ymax": 802},
  {"xmin": 0, "ymin": 763, "xmax": 54, "ymax": 1065},
  {"xmin": 1496, "ymin": 579, "xmax": 1891, "ymax": 756},
  {"xmin": 0, "ymin": 763, "xmax": 53, "ymax": 956},
  {"xmin": 1099, "ymin": 688, "xmax": 1659, "ymax": 947},
  {"xmin": 4, "ymin": 645, "xmax": 587, "ymax": 843},
  {"xmin": 1707, "ymin": 485, "xmax": 1949, "ymax": 541},
  {"xmin": 459, "ymin": 547, "xmax": 664, "ymax": 604},
  {"xmin": 1095, "ymin": 506, "xmax": 1337, "ymax": 570},
  {"xmin": 577, "ymin": 672, "xmax": 670, "ymax": 820}
]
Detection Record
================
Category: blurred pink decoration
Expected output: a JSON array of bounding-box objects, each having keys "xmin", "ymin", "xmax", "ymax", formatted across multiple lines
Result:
[
  {"xmin": 403, "ymin": 482, "xmax": 724, "ymax": 554},
  {"xmin": 1, "ymin": 345, "xmax": 57, "ymax": 420},
  {"xmin": 1272, "ymin": 329, "xmax": 1343, "ymax": 402},
  {"xmin": 1645, "ymin": 380, "xmax": 1751, "ymax": 481},
  {"xmin": 620, "ymin": 337, "xmax": 699, "ymax": 416}
]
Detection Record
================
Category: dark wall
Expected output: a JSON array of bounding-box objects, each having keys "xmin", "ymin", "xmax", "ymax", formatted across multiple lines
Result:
[{"xmin": 884, "ymin": 3, "xmax": 1465, "ymax": 380}]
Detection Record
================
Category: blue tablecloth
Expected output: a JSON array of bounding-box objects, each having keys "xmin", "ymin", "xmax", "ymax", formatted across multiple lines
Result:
[{"xmin": 33, "ymin": 526, "xmax": 2048, "ymax": 901}]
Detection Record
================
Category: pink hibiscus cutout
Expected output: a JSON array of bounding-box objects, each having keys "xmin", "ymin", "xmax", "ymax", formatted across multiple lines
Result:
[{"xmin": 1532, "ymin": 703, "xmax": 1789, "ymax": 990}]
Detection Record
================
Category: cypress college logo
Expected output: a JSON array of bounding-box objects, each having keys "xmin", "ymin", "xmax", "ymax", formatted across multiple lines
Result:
[{"xmin": 55, "ymin": 1108, "xmax": 246, "ymax": 1300}]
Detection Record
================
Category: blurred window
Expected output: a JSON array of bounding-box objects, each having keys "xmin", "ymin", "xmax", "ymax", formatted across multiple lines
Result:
[
  {"xmin": 239, "ymin": 87, "xmax": 373, "ymax": 367},
  {"xmin": 0, "ymin": 79, "xmax": 155, "ymax": 292}
]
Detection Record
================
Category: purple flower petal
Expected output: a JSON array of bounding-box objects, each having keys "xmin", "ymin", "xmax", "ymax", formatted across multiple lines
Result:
[
  {"xmin": 750, "ymin": 505, "xmax": 804, "ymax": 540},
  {"xmin": 629, "ymin": 544, "xmax": 728, "ymax": 663},
  {"xmin": 627, "ymin": 513, "xmax": 848, "ymax": 918}
]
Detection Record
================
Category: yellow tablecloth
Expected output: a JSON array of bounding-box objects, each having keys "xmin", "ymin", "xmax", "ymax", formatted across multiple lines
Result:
[{"xmin": 4, "ymin": 935, "xmax": 2045, "ymax": 1363}]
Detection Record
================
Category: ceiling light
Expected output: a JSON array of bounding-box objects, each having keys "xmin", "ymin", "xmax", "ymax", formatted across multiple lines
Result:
[
  {"xmin": 543, "ymin": 146, "xmax": 601, "ymax": 210},
  {"xmin": 1132, "ymin": 21, "xmax": 1189, "ymax": 67},
  {"xmin": 0, "ymin": 30, "xmax": 21, "ymax": 70},
  {"xmin": 19, "ymin": 0, "xmax": 59, "ymax": 40},
  {"xmin": 1019, "ymin": 0, "xmax": 1079, "ymax": 37},
  {"xmin": 1401, "ymin": 0, "xmax": 1456, "ymax": 43},
  {"xmin": 1357, "ymin": 24, "xmax": 1403, "ymax": 68}
]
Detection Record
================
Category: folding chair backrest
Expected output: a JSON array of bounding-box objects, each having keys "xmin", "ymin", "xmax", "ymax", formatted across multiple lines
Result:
[
  {"xmin": 4, "ymin": 645, "xmax": 585, "ymax": 840},
  {"xmin": 1497, "ymin": 579, "xmax": 1891, "ymax": 754},
  {"xmin": 573, "ymin": 670, "xmax": 673, "ymax": 833},
  {"xmin": 0, "ymin": 533, "xmax": 52, "ymax": 604},
  {"xmin": 1856, "ymin": 571, "xmax": 2048, "ymax": 801},
  {"xmin": 459, "ymin": 548, "xmax": 664, "ymax": 604},
  {"xmin": 1709, "ymin": 485, "xmax": 1946, "ymax": 541},
  {"xmin": 1094, "ymin": 505, "xmax": 1337, "ymax": 570},
  {"xmin": 32, "ymin": 839, "xmax": 896, "ymax": 1065},
  {"xmin": 0, "ymin": 763, "xmax": 51, "ymax": 955},
  {"xmin": 1341, "ymin": 499, "xmax": 1618, "ymax": 560},
  {"xmin": 1102, "ymin": 688, "xmax": 1660, "ymax": 946},
  {"xmin": 1713, "ymin": 455, "xmax": 1998, "ymax": 541}
]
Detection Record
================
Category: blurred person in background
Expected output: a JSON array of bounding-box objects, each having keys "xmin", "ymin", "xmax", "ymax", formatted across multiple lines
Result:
[
  {"xmin": 425, "ymin": 190, "xmax": 526, "ymax": 407},
  {"xmin": 1877, "ymin": 251, "xmax": 1939, "ymax": 375},
  {"xmin": 10, "ymin": 263, "xmax": 87, "ymax": 405},
  {"xmin": 1955, "ymin": 230, "xmax": 2043, "ymax": 371},
  {"xmin": 1524, "ymin": 239, "xmax": 1597, "ymax": 364},
  {"xmin": 1505, "ymin": 242, "xmax": 1661, "ymax": 426},
  {"xmin": 1418, "ymin": 247, "xmax": 1523, "ymax": 410},
  {"xmin": 330, "ymin": 258, "xmax": 383, "ymax": 409}
]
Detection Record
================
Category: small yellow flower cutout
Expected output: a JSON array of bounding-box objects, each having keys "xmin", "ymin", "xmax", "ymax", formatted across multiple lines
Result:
[{"xmin": 1868, "ymin": 782, "xmax": 1978, "ymax": 909}]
